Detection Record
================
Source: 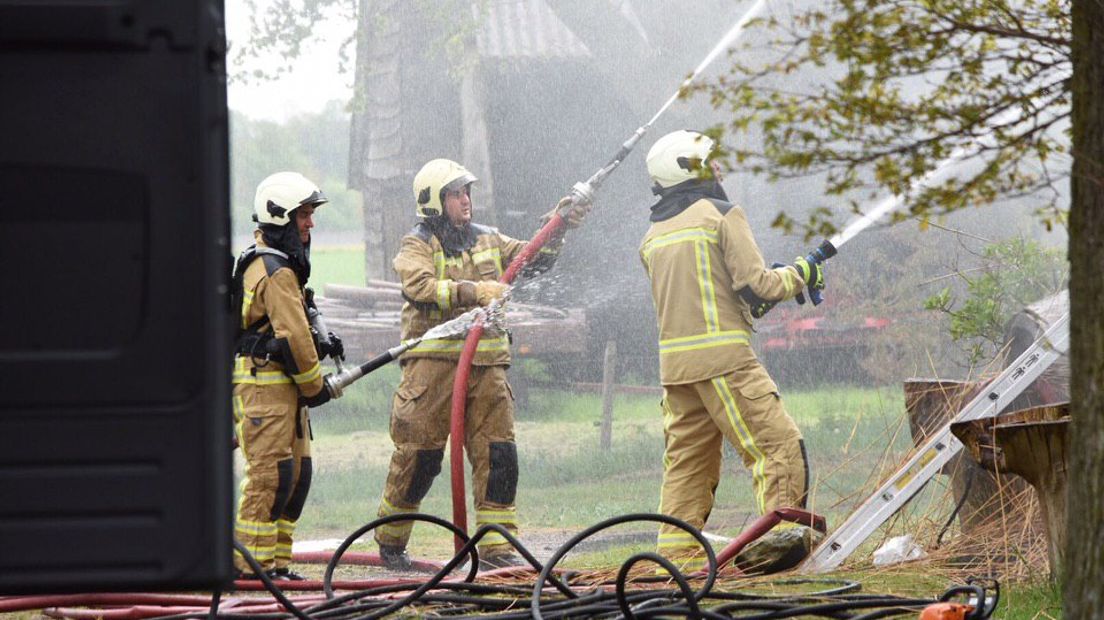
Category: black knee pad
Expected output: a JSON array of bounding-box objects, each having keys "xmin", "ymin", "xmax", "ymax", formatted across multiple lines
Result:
[
  {"xmin": 269, "ymin": 458, "xmax": 294, "ymax": 521},
  {"xmin": 404, "ymin": 448, "xmax": 444, "ymax": 504},
  {"xmin": 282, "ymin": 457, "xmax": 313, "ymax": 521},
  {"xmin": 486, "ymin": 442, "xmax": 518, "ymax": 505}
]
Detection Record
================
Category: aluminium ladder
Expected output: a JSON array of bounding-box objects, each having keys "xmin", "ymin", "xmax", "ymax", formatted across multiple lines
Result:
[{"xmin": 801, "ymin": 311, "xmax": 1070, "ymax": 573}]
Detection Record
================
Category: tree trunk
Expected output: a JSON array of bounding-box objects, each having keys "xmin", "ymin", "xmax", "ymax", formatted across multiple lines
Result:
[
  {"xmin": 1065, "ymin": 0, "xmax": 1104, "ymax": 614},
  {"xmin": 349, "ymin": 0, "xmax": 406, "ymax": 281}
]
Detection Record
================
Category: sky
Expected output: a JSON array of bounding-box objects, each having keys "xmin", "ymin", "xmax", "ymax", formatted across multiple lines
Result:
[{"xmin": 225, "ymin": 0, "xmax": 354, "ymax": 121}]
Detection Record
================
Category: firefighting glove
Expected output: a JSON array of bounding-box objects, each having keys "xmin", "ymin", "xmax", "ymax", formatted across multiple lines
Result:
[
  {"xmin": 475, "ymin": 280, "xmax": 509, "ymax": 306},
  {"xmin": 792, "ymin": 257, "xmax": 824, "ymax": 290},
  {"xmin": 322, "ymin": 332, "xmax": 345, "ymax": 360},
  {"xmin": 457, "ymin": 280, "xmax": 509, "ymax": 307},
  {"xmin": 300, "ymin": 386, "xmax": 331, "ymax": 409},
  {"xmin": 540, "ymin": 196, "xmax": 590, "ymax": 229}
]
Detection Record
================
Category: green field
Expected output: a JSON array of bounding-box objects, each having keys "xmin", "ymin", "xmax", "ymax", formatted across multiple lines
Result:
[{"xmin": 309, "ymin": 245, "xmax": 366, "ymax": 291}]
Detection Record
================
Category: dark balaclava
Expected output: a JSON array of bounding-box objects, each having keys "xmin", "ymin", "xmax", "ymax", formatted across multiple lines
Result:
[
  {"xmin": 648, "ymin": 176, "xmax": 731, "ymax": 222},
  {"xmin": 259, "ymin": 212, "xmax": 311, "ymax": 284},
  {"xmin": 425, "ymin": 214, "xmax": 478, "ymax": 258}
]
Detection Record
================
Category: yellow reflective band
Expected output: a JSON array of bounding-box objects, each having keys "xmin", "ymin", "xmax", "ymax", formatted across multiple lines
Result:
[
  {"xmin": 695, "ymin": 239, "xmax": 720, "ymax": 333},
  {"xmin": 240, "ymin": 546, "xmax": 275, "ymax": 562},
  {"xmin": 409, "ymin": 336, "xmax": 509, "ymax": 354},
  {"xmin": 433, "ymin": 252, "xmax": 464, "ymax": 279},
  {"xmin": 712, "ymin": 377, "xmax": 768, "ymax": 514},
  {"xmin": 378, "ymin": 521, "xmax": 414, "ymax": 538},
  {"xmin": 657, "ymin": 532, "xmax": 696, "ymax": 545},
  {"xmin": 233, "ymin": 357, "xmax": 293, "ymax": 385},
  {"xmin": 478, "ymin": 531, "xmax": 510, "ymax": 547},
  {"xmin": 655, "ymin": 556, "xmax": 707, "ymax": 575},
  {"xmin": 276, "ymin": 519, "xmax": 296, "ymax": 535},
  {"xmin": 378, "ymin": 497, "xmax": 417, "ymax": 538},
  {"xmin": 235, "ymin": 521, "xmax": 277, "ymax": 537},
  {"xmin": 233, "ymin": 394, "xmax": 245, "ymax": 424},
  {"xmin": 660, "ymin": 398, "xmax": 675, "ymax": 471},
  {"xmin": 437, "ymin": 280, "xmax": 452, "ymax": 311},
  {"xmin": 641, "ymin": 227, "xmax": 719, "ymax": 263},
  {"xmin": 275, "ymin": 542, "xmax": 293, "ymax": 556},
  {"xmin": 291, "ymin": 362, "xmax": 321, "ymax": 385},
  {"xmin": 380, "ymin": 497, "xmax": 417, "ymax": 515},
  {"xmin": 241, "ymin": 289, "xmax": 255, "ymax": 330},
  {"xmin": 658, "ymin": 330, "xmax": 749, "ymax": 354},
  {"xmin": 434, "ymin": 251, "xmax": 446, "ymax": 279},
  {"xmin": 471, "ymin": 248, "xmax": 503, "ymax": 274},
  {"xmin": 475, "ymin": 512, "xmax": 517, "ymax": 525}
]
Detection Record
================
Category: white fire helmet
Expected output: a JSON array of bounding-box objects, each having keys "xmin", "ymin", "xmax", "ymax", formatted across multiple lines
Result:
[
  {"xmin": 253, "ymin": 171, "xmax": 327, "ymax": 226},
  {"xmin": 412, "ymin": 158, "xmax": 478, "ymax": 218},
  {"xmin": 645, "ymin": 130, "xmax": 716, "ymax": 189}
]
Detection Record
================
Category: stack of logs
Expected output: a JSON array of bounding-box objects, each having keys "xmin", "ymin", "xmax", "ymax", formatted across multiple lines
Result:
[{"xmin": 314, "ymin": 280, "xmax": 589, "ymax": 363}]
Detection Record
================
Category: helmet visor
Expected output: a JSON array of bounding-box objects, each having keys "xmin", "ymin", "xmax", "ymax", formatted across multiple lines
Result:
[
  {"xmin": 441, "ymin": 173, "xmax": 477, "ymax": 197},
  {"xmin": 299, "ymin": 189, "xmax": 328, "ymax": 207}
]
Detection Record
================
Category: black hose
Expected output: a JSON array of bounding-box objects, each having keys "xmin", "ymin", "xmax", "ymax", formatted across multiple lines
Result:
[
  {"xmin": 532, "ymin": 512, "xmax": 717, "ymax": 620},
  {"xmin": 233, "ymin": 540, "xmax": 314, "ymax": 620},
  {"xmin": 936, "ymin": 466, "xmax": 977, "ymax": 547},
  {"xmin": 80, "ymin": 514, "xmax": 998, "ymax": 620},
  {"xmin": 614, "ymin": 553, "xmax": 702, "ymax": 619},
  {"xmin": 207, "ymin": 587, "xmax": 221, "ymax": 620}
]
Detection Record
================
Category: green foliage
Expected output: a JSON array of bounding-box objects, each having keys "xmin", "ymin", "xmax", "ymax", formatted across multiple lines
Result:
[
  {"xmin": 923, "ymin": 237, "xmax": 1067, "ymax": 363},
  {"xmin": 231, "ymin": 0, "xmax": 358, "ymax": 83},
  {"xmin": 230, "ymin": 102, "xmax": 363, "ymax": 241},
  {"xmin": 696, "ymin": 0, "xmax": 1072, "ymax": 239}
]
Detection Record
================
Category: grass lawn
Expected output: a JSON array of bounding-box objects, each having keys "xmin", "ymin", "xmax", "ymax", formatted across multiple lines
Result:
[
  {"xmin": 309, "ymin": 245, "xmax": 366, "ymax": 292},
  {"xmin": 256, "ymin": 245, "xmax": 1060, "ymax": 618}
]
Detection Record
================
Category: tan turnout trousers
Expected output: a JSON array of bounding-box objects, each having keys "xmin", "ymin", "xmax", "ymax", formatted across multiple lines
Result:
[
  {"xmin": 375, "ymin": 358, "xmax": 518, "ymax": 555},
  {"xmin": 233, "ymin": 381, "xmax": 313, "ymax": 573},
  {"xmin": 656, "ymin": 362, "xmax": 807, "ymax": 570}
]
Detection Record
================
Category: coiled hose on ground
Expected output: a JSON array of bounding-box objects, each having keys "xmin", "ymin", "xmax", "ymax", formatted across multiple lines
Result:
[{"xmin": 1, "ymin": 511, "xmax": 998, "ymax": 619}]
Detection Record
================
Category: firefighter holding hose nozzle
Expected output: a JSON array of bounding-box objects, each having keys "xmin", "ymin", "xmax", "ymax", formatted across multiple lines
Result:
[
  {"xmin": 373, "ymin": 159, "xmax": 589, "ymax": 571},
  {"xmin": 638, "ymin": 131, "xmax": 824, "ymax": 574},
  {"xmin": 229, "ymin": 172, "xmax": 335, "ymax": 581}
]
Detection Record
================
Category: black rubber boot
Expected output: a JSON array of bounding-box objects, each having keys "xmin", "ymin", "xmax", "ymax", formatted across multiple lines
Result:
[
  {"xmin": 379, "ymin": 544, "xmax": 414, "ymax": 571},
  {"xmin": 273, "ymin": 567, "xmax": 307, "ymax": 581},
  {"xmin": 236, "ymin": 568, "xmax": 286, "ymax": 581}
]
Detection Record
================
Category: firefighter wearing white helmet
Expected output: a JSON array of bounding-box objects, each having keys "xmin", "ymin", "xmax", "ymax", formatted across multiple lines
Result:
[
  {"xmin": 230, "ymin": 171, "xmax": 336, "ymax": 580},
  {"xmin": 638, "ymin": 130, "xmax": 823, "ymax": 575},
  {"xmin": 645, "ymin": 129, "xmax": 717, "ymax": 190},
  {"xmin": 373, "ymin": 158, "xmax": 590, "ymax": 571},
  {"xmin": 412, "ymin": 158, "xmax": 479, "ymax": 218}
]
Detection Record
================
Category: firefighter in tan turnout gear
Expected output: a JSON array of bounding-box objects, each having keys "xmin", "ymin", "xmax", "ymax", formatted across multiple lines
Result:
[
  {"xmin": 639, "ymin": 131, "xmax": 822, "ymax": 574},
  {"xmin": 374, "ymin": 159, "xmax": 588, "ymax": 571},
  {"xmin": 231, "ymin": 171, "xmax": 338, "ymax": 580}
]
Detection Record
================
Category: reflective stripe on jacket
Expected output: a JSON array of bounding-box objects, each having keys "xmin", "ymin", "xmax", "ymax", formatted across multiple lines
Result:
[
  {"xmin": 234, "ymin": 233, "xmax": 325, "ymax": 397},
  {"xmin": 394, "ymin": 221, "xmax": 559, "ymax": 366},
  {"xmin": 639, "ymin": 198, "xmax": 805, "ymax": 385}
]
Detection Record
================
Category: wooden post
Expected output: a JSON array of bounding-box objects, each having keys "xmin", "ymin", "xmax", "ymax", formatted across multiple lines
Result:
[
  {"xmin": 600, "ymin": 340, "xmax": 617, "ymax": 450},
  {"xmin": 953, "ymin": 403, "xmax": 1070, "ymax": 579}
]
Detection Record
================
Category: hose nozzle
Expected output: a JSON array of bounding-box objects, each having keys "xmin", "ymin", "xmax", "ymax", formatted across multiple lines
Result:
[{"xmin": 809, "ymin": 239, "xmax": 838, "ymax": 264}]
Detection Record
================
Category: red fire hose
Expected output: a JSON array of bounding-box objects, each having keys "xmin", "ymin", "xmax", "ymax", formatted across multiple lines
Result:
[{"xmin": 449, "ymin": 212, "xmax": 568, "ymax": 553}]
